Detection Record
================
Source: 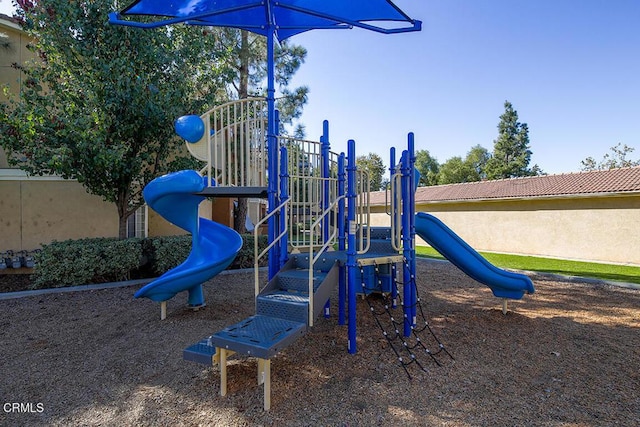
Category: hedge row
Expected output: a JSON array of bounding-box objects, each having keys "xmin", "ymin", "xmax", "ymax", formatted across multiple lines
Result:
[{"xmin": 31, "ymin": 234, "xmax": 269, "ymax": 290}]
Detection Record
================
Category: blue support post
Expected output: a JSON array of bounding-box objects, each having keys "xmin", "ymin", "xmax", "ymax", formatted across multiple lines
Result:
[
  {"xmin": 321, "ymin": 121, "xmax": 331, "ymax": 318},
  {"xmin": 337, "ymin": 153, "xmax": 346, "ymax": 325},
  {"xmin": 407, "ymin": 133, "xmax": 417, "ymax": 331},
  {"xmin": 266, "ymin": 27, "xmax": 278, "ymax": 280},
  {"xmin": 321, "ymin": 120, "xmax": 330, "ymax": 244},
  {"xmin": 347, "ymin": 140, "xmax": 357, "ymax": 354},
  {"xmin": 401, "ymin": 150, "xmax": 415, "ymax": 337},
  {"xmin": 279, "ymin": 144, "xmax": 289, "ymax": 269}
]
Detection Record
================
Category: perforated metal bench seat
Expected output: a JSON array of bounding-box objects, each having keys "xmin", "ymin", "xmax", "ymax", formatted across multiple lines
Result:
[
  {"xmin": 183, "ymin": 338, "xmax": 219, "ymax": 365},
  {"xmin": 208, "ymin": 314, "xmax": 307, "ymax": 359},
  {"xmin": 186, "ymin": 315, "xmax": 307, "ymax": 410}
]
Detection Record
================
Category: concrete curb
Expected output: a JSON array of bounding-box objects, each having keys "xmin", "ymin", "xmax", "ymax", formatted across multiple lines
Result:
[
  {"xmin": 2, "ymin": 260, "xmax": 637, "ymax": 301},
  {"xmin": 415, "ymin": 257, "xmax": 640, "ymax": 290},
  {"xmin": 0, "ymin": 266, "xmax": 267, "ymax": 301}
]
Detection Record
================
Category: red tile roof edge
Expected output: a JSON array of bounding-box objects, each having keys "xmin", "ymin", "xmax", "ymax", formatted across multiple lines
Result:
[{"xmin": 369, "ymin": 166, "xmax": 640, "ymax": 205}]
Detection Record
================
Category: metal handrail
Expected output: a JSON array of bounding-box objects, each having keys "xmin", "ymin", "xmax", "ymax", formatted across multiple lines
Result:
[
  {"xmin": 356, "ymin": 169, "xmax": 371, "ymax": 254},
  {"xmin": 307, "ymin": 194, "xmax": 345, "ymax": 326},
  {"xmin": 254, "ymin": 197, "xmax": 289, "ymax": 297},
  {"xmin": 391, "ymin": 172, "xmax": 403, "ymax": 251}
]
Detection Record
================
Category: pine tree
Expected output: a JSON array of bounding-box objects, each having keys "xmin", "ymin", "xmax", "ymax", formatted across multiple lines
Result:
[{"xmin": 485, "ymin": 101, "xmax": 541, "ymax": 179}]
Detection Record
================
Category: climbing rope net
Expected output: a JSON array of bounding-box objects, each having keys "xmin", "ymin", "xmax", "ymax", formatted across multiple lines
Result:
[{"xmin": 359, "ymin": 259, "xmax": 453, "ymax": 379}]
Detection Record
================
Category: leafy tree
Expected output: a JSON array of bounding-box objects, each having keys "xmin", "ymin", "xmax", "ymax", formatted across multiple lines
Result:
[
  {"xmin": 211, "ymin": 28, "xmax": 308, "ymax": 232},
  {"xmin": 466, "ymin": 144, "xmax": 490, "ymax": 180},
  {"xmin": 484, "ymin": 101, "xmax": 541, "ymax": 179},
  {"xmin": 438, "ymin": 156, "xmax": 476, "ymax": 185},
  {"xmin": 414, "ymin": 149, "xmax": 439, "ymax": 186},
  {"xmin": 434, "ymin": 145, "xmax": 490, "ymax": 185},
  {"xmin": 212, "ymin": 28, "xmax": 308, "ymax": 135},
  {"xmin": 581, "ymin": 143, "xmax": 640, "ymax": 171},
  {"xmin": 0, "ymin": 0, "xmax": 226, "ymax": 238},
  {"xmin": 356, "ymin": 152, "xmax": 386, "ymax": 191}
]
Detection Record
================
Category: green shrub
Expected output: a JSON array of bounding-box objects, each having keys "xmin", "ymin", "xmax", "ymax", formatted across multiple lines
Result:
[
  {"xmin": 31, "ymin": 233, "xmax": 271, "ymax": 289},
  {"xmin": 231, "ymin": 234, "xmax": 269, "ymax": 269},
  {"xmin": 32, "ymin": 238, "xmax": 143, "ymax": 289},
  {"xmin": 148, "ymin": 234, "xmax": 193, "ymax": 275},
  {"xmin": 149, "ymin": 233, "xmax": 269, "ymax": 272}
]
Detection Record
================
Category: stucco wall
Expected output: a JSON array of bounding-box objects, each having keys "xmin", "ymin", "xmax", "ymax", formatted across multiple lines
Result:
[
  {"xmin": 370, "ymin": 194, "xmax": 640, "ymax": 266},
  {"xmin": 0, "ymin": 178, "xmax": 119, "ymax": 251},
  {"xmin": 1, "ymin": 18, "xmax": 34, "ymax": 104}
]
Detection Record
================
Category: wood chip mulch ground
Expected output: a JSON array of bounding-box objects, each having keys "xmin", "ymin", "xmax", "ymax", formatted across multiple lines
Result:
[{"xmin": 1, "ymin": 260, "xmax": 638, "ymax": 426}]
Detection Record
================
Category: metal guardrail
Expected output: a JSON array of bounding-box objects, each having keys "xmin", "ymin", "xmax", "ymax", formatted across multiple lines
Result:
[
  {"xmin": 187, "ymin": 98, "xmax": 268, "ymax": 188},
  {"xmin": 390, "ymin": 172, "xmax": 403, "ymax": 251},
  {"xmin": 307, "ymin": 194, "xmax": 345, "ymax": 326},
  {"xmin": 253, "ymin": 197, "xmax": 290, "ymax": 298}
]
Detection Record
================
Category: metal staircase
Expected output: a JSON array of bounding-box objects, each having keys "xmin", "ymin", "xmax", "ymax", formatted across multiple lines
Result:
[
  {"xmin": 179, "ymin": 99, "xmax": 397, "ymax": 410},
  {"xmin": 183, "ymin": 250, "xmax": 344, "ymax": 410}
]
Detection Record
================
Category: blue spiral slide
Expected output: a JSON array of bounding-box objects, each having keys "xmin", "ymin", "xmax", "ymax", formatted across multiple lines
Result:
[
  {"xmin": 135, "ymin": 170, "xmax": 243, "ymax": 306},
  {"xmin": 414, "ymin": 212, "xmax": 534, "ymax": 299}
]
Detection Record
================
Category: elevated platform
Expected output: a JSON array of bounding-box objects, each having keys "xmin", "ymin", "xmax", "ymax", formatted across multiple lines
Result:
[
  {"xmin": 209, "ymin": 314, "xmax": 307, "ymax": 359},
  {"xmin": 195, "ymin": 186, "xmax": 268, "ymax": 198},
  {"xmin": 186, "ymin": 315, "xmax": 306, "ymax": 411}
]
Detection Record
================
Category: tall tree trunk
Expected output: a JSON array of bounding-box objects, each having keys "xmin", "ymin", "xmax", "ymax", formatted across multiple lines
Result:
[
  {"xmin": 233, "ymin": 30, "xmax": 251, "ymax": 234},
  {"xmin": 117, "ymin": 195, "xmax": 128, "ymax": 240}
]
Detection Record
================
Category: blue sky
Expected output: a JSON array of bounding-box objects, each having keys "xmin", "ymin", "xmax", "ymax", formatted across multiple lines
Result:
[
  {"xmin": 2, "ymin": 0, "xmax": 639, "ymax": 174},
  {"xmin": 287, "ymin": 0, "xmax": 640, "ymax": 174}
]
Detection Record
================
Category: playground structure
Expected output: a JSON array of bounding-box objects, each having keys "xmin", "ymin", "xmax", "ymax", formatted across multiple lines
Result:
[
  {"xmin": 109, "ymin": 0, "xmax": 533, "ymax": 411},
  {"xmin": 135, "ymin": 98, "xmax": 535, "ymax": 410}
]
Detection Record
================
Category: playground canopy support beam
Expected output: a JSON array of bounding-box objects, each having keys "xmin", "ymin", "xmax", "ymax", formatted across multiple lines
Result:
[{"xmin": 347, "ymin": 140, "xmax": 357, "ymax": 354}]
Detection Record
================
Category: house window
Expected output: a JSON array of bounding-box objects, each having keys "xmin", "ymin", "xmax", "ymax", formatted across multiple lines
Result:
[{"xmin": 127, "ymin": 205, "xmax": 148, "ymax": 238}]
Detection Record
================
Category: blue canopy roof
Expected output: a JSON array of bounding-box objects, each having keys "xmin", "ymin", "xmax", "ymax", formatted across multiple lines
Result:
[{"xmin": 110, "ymin": 0, "xmax": 421, "ymax": 40}]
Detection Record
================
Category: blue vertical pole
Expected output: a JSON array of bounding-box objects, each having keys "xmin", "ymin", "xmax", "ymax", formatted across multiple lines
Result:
[
  {"xmin": 389, "ymin": 147, "xmax": 398, "ymax": 309},
  {"xmin": 407, "ymin": 133, "xmax": 417, "ymax": 330},
  {"xmin": 347, "ymin": 140, "xmax": 357, "ymax": 354},
  {"xmin": 337, "ymin": 153, "xmax": 346, "ymax": 325},
  {"xmin": 279, "ymin": 144, "xmax": 289, "ymax": 269},
  {"xmin": 321, "ymin": 120, "xmax": 330, "ymax": 244},
  {"xmin": 321, "ymin": 121, "xmax": 331, "ymax": 318},
  {"xmin": 266, "ymin": 26, "xmax": 278, "ymax": 280},
  {"xmin": 401, "ymin": 150, "xmax": 414, "ymax": 337}
]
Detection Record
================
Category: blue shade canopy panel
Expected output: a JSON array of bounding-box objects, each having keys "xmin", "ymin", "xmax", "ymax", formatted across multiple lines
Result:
[{"xmin": 110, "ymin": 0, "xmax": 421, "ymax": 40}]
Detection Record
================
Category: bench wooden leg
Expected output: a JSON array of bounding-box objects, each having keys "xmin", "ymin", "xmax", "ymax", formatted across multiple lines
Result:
[
  {"xmin": 258, "ymin": 358, "xmax": 271, "ymax": 410},
  {"xmin": 216, "ymin": 350, "xmax": 271, "ymax": 410},
  {"xmin": 218, "ymin": 348, "xmax": 227, "ymax": 397},
  {"xmin": 160, "ymin": 301, "xmax": 167, "ymax": 320}
]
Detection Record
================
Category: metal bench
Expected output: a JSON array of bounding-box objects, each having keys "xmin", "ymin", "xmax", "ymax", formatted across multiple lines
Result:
[{"xmin": 184, "ymin": 315, "xmax": 306, "ymax": 410}]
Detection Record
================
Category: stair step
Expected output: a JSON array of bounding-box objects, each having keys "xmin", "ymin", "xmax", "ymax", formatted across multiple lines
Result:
[
  {"xmin": 367, "ymin": 227, "xmax": 393, "ymax": 240},
  {"xmin": 365, "ymin": 238, "xmax": 396, "ymax": 254},
  {"xmin": 257, "ymin": 291, "xmax": 309, "ymax": 324},
  {"xmin": 291, "ymin": 252, "xmax": 345, "ymax": 271},
  {"xmin": 183, "ymin": 338, "xmax": 218, "ymax": 365},
  {"xmin": 277, "ymin": 269, "xmax": 326, "ymax": 292},
  {"xmin": 207, "ymin": 315, "xmax": 307, "ymax": 359}
]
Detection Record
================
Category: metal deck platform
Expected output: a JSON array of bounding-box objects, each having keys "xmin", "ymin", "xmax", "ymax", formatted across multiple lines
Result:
[
  {"xmin": 195, "ymin": 186, "xmax": 268, "ymax": 198},
  {"xmin": 208, "ymin": 315, "xmax": 307, "ymax": 359}
]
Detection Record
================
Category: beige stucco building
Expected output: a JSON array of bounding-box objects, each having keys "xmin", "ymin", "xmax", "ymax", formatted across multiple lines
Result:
[
  {"xmin": 0, "ymin": 13, "xmax": 263, "ymax": 252},
  {"xmin": 1, "ymin": 14, "xmax": 124, "ymax": 251},
  {"xmin": 369, "ymin": 167, "xmax": 640, "ymax": 266}
]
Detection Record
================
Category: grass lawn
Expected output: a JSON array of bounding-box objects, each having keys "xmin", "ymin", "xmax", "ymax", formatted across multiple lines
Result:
[{"xmin": 416, "ymin": 246, "xmax": 640, "ymax": 285}]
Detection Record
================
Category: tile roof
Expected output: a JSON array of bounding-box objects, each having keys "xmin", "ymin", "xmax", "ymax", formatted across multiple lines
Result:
[{"xmin": 370, "ymin": 166, "xmax": 640, "ymax": 205}]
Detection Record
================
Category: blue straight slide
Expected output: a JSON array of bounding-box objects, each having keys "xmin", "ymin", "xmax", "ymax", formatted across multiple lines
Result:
[
  {"xmin": 414, "ymin": 212, "xmax": 534, "ymax": 299},
  {"xmin": 135, "ymin": 170, "xmax": 242, "ymax": 306}
]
